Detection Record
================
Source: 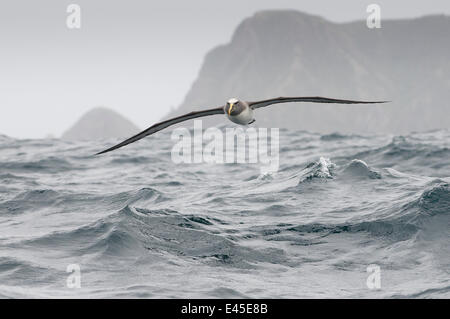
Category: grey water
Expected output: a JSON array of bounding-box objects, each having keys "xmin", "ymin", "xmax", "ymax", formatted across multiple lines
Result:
[{"xmin": 0, "ymin": 127, "xmax": 449, "ymax": 298}]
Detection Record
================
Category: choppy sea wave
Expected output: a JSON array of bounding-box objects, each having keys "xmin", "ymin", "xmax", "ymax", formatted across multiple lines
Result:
[{"xmin": 0, "ymin": 128, "xmax": 449, "ymax": 298}]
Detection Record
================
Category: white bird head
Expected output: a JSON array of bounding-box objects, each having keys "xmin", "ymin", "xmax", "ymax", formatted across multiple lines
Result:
[{"xmin": 226, "ymin": 98, "xmax": 240, "ymax": 115}]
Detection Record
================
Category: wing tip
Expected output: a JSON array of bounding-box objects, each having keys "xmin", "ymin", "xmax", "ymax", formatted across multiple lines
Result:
[
  {"xmin": 94, "ymin": 146, "xmax": 116, "ymax": 156},
  {"xmin": 94, "ymin": 150, "xmax": 108, "ymax": 156},
  {"xmin": 373, "ymin": 100, "xmax": 391, "ymax": 104},
  {"xmin": 354, "ymin": 100, "xmax": 390, "ymax": 104}
]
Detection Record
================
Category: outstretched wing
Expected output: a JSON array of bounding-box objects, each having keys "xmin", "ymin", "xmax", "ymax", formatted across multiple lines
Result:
[
  {"xmin": 249, "ymin": 96, "xmax": 389, "ymax": 109},
  {"xmin": 96, "ymin": 106, "xmax": 224, "ymax": 155}
]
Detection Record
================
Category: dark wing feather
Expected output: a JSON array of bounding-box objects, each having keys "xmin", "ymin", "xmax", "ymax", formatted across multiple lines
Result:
[
  {"xmin": 96, "ymin": 106, "xmax": 224, "ymax": 155},
  {"xmin": 249, "ymin": 96, "xmax": 389, "ymax": 109}
]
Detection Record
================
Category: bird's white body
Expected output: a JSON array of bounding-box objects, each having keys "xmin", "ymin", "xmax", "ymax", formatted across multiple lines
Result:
[{"xmin": 227, "ymin": 105, "xmax": 254, "ymax": 125}]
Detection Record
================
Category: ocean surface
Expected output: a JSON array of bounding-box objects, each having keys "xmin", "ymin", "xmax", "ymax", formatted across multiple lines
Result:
[{"xmin": 0, "ymin": 127, "xmax": 449, "ymax": 298}]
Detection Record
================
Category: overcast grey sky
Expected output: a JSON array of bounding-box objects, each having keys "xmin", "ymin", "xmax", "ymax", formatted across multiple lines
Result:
[{"xmin": 1, "ymin": 0, "xmax": 449, "ymax": 138}]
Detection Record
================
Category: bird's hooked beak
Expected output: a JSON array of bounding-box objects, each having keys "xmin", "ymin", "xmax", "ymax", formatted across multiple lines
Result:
[{"xmin": 228, "ymin": 103, "xmax": 234, "ymax": 115}]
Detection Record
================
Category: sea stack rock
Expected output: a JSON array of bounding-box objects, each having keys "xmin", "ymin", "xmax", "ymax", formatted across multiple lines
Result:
[{"xmin": 62, "ymin": 107, "xmax": 140, "ymax": 140}]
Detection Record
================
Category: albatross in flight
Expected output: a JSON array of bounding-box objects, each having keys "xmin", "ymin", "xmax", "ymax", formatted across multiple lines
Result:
[{"xmin": 96, "ymin": 96, "xmax": 387, "ymax": 155}]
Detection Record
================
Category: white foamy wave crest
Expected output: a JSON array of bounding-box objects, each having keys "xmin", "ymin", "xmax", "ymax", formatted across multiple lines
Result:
[{"xmin": 298, "ymin": 157, "xmax": 335, "ymax": 182}]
